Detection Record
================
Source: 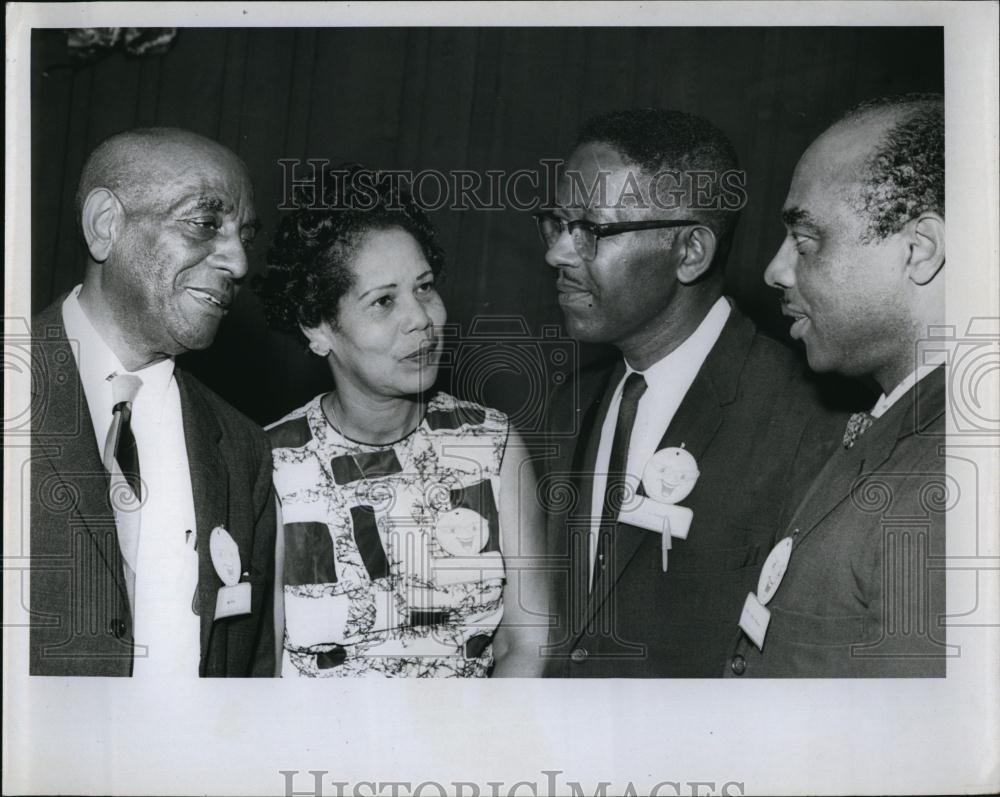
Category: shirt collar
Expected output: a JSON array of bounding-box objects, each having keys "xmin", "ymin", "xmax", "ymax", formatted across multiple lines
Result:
[
  {"xmin": 624, "ymin": 296, "xmax": 732, "ymax": 391},
  {"xmin": 871, "ymin": 351, "xmax": 947, "ymax": 419},
  {"xmin": 61, "ymin": 285, "xmax": 176, "ymax": 405}
]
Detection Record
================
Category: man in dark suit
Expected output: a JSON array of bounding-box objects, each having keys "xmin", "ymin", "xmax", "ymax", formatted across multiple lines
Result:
[
  {"xmin": 727, "ymin": 94, "xmax": 947, "ymax": 677},
  {"xmin": 30, "ymin": 127, "xmax": 276, "ymax": 676},
  {"xmin": 538, "ymin": 109, "xmax": 835, "ymax": 677}
]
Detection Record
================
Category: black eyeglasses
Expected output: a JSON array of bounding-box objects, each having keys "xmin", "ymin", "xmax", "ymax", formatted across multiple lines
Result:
[{"xmin": 533, "ymin": 212, "xmax": 700, "ymax": 261}]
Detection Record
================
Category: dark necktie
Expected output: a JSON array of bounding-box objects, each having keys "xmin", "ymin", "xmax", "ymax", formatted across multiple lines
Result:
[
  {"xmin": 103, "ymin": 373, "xmax": 143, "ymax": 609},
  {"xmin": 842, "ymin": 410, "xmax": 875, "ymax": 449},
  {"xmin": 593, "ymin": 372, "xmax": 647, "ymax": 591},
  {"xmin": 104, "ymin": 373, "xmax": 143, "ymax": 499}
]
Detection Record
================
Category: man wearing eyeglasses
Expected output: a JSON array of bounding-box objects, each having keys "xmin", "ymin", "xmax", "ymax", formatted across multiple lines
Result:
[{"xmin": 538, "ymin": 108, "xmax": 836, "ymax": 678}]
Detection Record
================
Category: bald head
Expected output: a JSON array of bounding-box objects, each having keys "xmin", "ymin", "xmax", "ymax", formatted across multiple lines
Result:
[
  {"xmin": 766, "ymin": 93, "xmax": 945, "ymax": 391},
  {"xmin": 75, "ymin": 127, "xmax": 250, "ymax": 219},
  {"xmin": 806, "ymin": 93, "xmax": 944, "ymax": 242},
  {"xmin": 75, "ymin": 127, "xmax": 257, "ymax": 370}
]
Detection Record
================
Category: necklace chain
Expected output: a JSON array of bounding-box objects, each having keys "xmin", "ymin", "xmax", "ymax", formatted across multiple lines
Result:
[
  {"xmin": 324, "ymin": 394, "xmax": 423, "ymax": 448},
  {"xmin": 327, "ymin": 395, "xmax": 345, "ymax": 436}
]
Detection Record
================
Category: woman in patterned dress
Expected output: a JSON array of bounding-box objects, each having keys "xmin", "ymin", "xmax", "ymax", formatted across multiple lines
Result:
[{"xmin": 256, "ymin": 168, "xmax": 548, "ymax": 677}]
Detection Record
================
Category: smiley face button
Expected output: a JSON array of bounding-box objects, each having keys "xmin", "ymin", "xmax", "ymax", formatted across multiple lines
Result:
[
  {"xmin": 641, "ymin": 447, "xmax": 700, "ymax": 505},
  {"xmin": 434, "ymin": 507, "xmax": 489, "ymax": 556}
]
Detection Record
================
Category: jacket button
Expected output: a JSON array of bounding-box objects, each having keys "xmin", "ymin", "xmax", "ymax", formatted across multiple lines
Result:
[
  {"xmin": 570, "ymin": 648, "xmax": 589, "ymax": 663},
  {"xmin": 108, "ymin": 619, "xmax": 127, "ymax": 639},
  {"xmin": 730, "ymin": 654, "xmax": 746, "ymax": 676}
]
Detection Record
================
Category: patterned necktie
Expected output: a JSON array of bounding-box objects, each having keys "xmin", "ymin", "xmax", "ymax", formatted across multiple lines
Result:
[
  {"xmin": 104, "ymin": 373, "xmax": 143, "ymax": 498},
  {"xmin": 593, "ymin": 372, "xmax": 648, "ymax": 591},
  {"xmin": 843, "ymin": 411, "xmax": 875, "ymax": 449}
]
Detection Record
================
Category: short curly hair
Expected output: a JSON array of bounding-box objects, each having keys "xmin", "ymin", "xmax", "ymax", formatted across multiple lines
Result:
[
  {"xmin": 840, "ymin": 93, "xmax": 944, "ymax": 241},
  {"xmin": 575, "ymin": 108, "xmax": 741, "ymax": 265},
  {"xmin": 255, "ymin": 165, "xmax": 446, "ymax": 343}
]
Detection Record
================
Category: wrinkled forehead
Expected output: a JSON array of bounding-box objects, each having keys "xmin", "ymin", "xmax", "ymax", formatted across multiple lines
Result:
[
  {"xmin": 129, "ymin": 141, "xmax": 254, "ymax": 217},
  {"xmin": 556, "ymin": 141, "xmax": 649, "ymax": 213}
]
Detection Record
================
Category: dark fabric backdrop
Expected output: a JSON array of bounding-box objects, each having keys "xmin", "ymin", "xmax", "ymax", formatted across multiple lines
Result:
[{"xmin": 31, "ymin": 27, "xmax": 943, "ymax": 426}]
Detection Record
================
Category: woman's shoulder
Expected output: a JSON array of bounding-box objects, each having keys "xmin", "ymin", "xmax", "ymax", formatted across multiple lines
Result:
[
  {"xmin": 426, "ymin": 392, "xmax": 508, "ymax": 434},
  {"xmin": 265, "ymin": 394, "xmax": 324, "ymax": 450}
]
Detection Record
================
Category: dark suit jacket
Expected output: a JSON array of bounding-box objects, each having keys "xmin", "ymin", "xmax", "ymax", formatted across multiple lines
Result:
[
  {"xmin": 726, "ymin": 367, "xmax": 947, "ymax": 677},
  {"xmin": 29, "ymin": 299, "xmax": 276, "ymax": 676},
  {"xmin": 542, "ymin": 303, "xmax": 840, "ymax": 677}
]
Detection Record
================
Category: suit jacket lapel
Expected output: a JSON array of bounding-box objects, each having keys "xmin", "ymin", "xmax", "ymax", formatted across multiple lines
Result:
[
  {"xmin": 649, "ymin": 305, "xmax": 756, "ymax": 462},
  {"xmin": 572, "ymin": 361, "xmax": 627, "ymax": 540},
  {"xmin": 32, "ymin": 309, "xmax": 131, "ymax": 614},
  {"xmin": 788, "ymin": 366, "xmax": 947, "ymax": 547},
  {"xmin": 176, "ymin": 370, "xmax": 229, "ymax": 674},
  {"xmin": 588, "ymin": 307, "xmax": 755, "ymax": 616}
]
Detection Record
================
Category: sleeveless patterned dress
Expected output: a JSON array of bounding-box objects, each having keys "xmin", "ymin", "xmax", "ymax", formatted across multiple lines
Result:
[{"xmin": 268, "ymin": 392, "xmax": 509, "ymax": 677}]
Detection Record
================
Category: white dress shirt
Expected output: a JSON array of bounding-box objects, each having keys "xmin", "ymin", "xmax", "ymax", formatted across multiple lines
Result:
[
  {"xmin": 870, "ymin": 352, "xmax": 947, "ymax": 418},
  {"xmin": 62, "ymin": 286, "xmax": 200, "ymax": 677},
  {"xmin": 588, "ymin": 297, "xmax": 731, "ymax": 581}
]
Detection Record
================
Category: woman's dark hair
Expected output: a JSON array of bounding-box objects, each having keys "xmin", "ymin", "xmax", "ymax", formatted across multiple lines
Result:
[{"xmin": 255, "ymin": 165, "xmax": 445, "ymax": 343}]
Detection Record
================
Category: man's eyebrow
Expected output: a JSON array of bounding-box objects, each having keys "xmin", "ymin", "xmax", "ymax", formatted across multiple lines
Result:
[
  {"xmin": 192, "ymin": 196, "xmax": 226, "ymax": 212},
  {"xmin": 551, "ymin": 202, "xmax": 587, "ymax": 218},
  {"xmin": 781, "ymin": 207, "xmax": 820, "ymax": 230}
]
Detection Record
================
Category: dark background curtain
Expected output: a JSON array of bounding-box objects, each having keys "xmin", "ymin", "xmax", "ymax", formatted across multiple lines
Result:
[{"xmin": 31, "ymin": 27, "xmax": 943, "ymax": 426}]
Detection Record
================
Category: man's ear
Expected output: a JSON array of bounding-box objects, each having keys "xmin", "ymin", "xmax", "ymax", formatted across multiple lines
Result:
[
  {"xmin": 81, "ymin": 188, "xmax": 122, "ymax": 263},
  {"xmin": 300, "ymin": 322, "xmax": 334, "ymax": 358},
  {"xmin": 675, "ymin": 225, "xmax": 718, "ymax": 285},
  {"xmin": 905, "ymin": 212, "xmax": 945, "ymax": 286}
]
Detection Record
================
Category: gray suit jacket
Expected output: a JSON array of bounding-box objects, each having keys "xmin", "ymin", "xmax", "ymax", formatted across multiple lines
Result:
[
  {"xmin": 29, "ymin": 299, "xmax": 276, "ymax": 676},
  {"xmin": 726, "ymin": 367, "xmax": 947, "ymax": 677}
]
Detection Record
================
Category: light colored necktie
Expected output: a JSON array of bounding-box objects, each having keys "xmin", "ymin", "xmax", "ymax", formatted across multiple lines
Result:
[
  {"xmin": 103, "ymin": 372, "xmax": 143, "ymax": 609},
  {"xmin": 842, "ymin": 410, "xmax": 875, "ymax": 449}
]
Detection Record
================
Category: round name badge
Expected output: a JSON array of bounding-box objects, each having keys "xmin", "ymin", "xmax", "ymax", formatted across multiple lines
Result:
[
  {"xmin": 641, "ymin": 446, "xmax": 700, "ymax": 505},
  {"xmin": 434, "ymin": 507, "xmax": 489, "ymax": 556},
  {"xmin": 757, "ymin": 537, "xmax": 793, "ymax": 606}
]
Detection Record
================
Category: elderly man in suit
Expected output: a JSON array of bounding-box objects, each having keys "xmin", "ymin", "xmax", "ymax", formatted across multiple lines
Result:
[
  {"xmin": 726, "ymin": 93, "xmax": 947, "ymax": 677},
  {"xmin": 30, "ymin": 127, "xmax": 276, "ymax": 677},
  {"xmin": 538, "ymin": 108, "xmax": 834, "ymax": 677}
]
